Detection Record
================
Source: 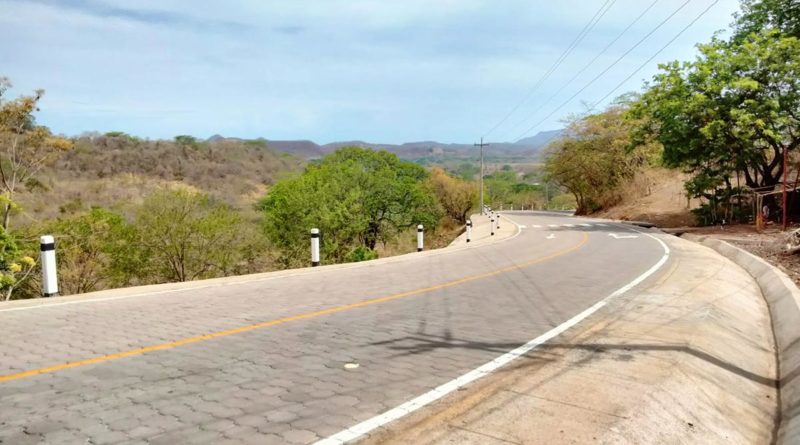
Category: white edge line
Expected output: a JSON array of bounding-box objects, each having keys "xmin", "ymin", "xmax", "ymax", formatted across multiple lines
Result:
[{"xmin": 314, "ymin": 227, "xmax": 671, "ymax": 445}]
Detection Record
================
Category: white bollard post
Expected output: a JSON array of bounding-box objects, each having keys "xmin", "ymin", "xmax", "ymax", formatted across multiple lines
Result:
[
  {"xmin": 40, "ymin": 235, "xmax": 58, "ymax": 297},
  {"xmin": 466, "ymin": 220, "xmax": 472, "ymax": 243},
  {"xmin": 490, "ymin": 216, "xmax": 495, "ymax": 236},
  {"xmin": 310, "ymin": 228, "xmax": 320, "ymax": 267},
  {"xmin": 417, "ymin": 224, "xmax": 424, "ymax": 251},
  {"xmin": 496, "ymin": 214, "xmax": 501, "ymax": 229}
]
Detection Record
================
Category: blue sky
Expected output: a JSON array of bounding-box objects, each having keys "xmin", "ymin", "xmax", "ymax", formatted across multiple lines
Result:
[{"xmin": 1, "ymin": 0, "xmax": 740, "ymax": 144}]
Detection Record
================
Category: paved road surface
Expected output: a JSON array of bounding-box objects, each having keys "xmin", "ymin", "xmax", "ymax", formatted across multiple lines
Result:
[{"xmin": 0, "ymin": 212, "xmax": 667, "ymax": 444}]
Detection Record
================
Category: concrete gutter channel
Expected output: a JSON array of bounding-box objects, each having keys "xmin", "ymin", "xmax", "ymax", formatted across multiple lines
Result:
[{"xmin": 686, "ymin": 234, "xmax": 800, "ymax": 444}]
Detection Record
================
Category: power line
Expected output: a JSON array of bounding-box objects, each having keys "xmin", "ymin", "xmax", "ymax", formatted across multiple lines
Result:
[
  {"xmin": 481, "ymin": 0, "xmax": 616, "ymax": 140},
  {"xmin": 514, "ymin": 0, "xmax": 693, "ymax": 141},
  {"xmin": 590, "ymin": 0, "xmax": 719, "ymax": 108},
  {"xmin": 498, "ymin": 0, "xmax": 659, "ymax": 141}
]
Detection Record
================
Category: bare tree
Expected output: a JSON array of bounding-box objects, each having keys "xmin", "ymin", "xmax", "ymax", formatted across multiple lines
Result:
[{"xmin": 0, "ymin": 77, "xmax": 72, "ymax": 229}]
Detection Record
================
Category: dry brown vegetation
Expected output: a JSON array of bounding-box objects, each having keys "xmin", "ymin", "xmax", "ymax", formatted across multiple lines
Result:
[
  {"xmin": 15, "ymin": 133, "xmax": 304, "ymax": 224},
  {"xmin": 594, "ymin": 168, "xmax": 698, "ymax": 227}
]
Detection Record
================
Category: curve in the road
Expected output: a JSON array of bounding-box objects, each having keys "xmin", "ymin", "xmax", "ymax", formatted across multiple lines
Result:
[
  {"xmin": 0, "ymin": 228, "xmax": 588, "ymax": 383},
  {"xmin": 0, "ymin": 212, "xmax": 673, "ymax": 444},
  {"xmin": 315, "ymin": 225, "xmax": 670, "ymax": 445}
]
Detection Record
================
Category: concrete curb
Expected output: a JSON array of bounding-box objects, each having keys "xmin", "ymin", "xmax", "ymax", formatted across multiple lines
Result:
[{"xmin": 687, "ymin": 235, "xmax": 799, "ymax": 444}]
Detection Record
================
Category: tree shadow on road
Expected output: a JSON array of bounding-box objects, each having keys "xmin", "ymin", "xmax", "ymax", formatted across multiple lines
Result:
[{"xmin": 367, "ymin": 332, "xmax": 777, "ymax": 387}]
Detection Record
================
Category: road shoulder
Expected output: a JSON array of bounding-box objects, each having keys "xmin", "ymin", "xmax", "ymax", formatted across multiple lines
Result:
[{"xmin": 361, "ymin": 233, "xmax": 778, "ymax": 444}]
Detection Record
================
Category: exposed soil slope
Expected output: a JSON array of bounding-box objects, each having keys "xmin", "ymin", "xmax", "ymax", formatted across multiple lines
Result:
[{"xmin": 593, "ymin": 168, "xmax": 697, "ymax": 227}]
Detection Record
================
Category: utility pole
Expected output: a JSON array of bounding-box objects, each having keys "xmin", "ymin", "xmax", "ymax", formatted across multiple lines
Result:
[{"xmin": 475, "ymin": 137, "xmax": 489, "ymax": 215}]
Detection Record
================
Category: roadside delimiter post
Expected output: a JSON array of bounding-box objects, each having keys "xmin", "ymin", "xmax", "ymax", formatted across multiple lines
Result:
[
  {"xmin": 417, "ymin": 224, "xmax": 424, "ymax": 252},
  {"xmin": 310, "ymin": 228, "xmax": 320, "ymax": 267},
  {"xmin": 490, "ymin": 216, "xmax": 495, "ymax": 236},
  {"xmin": 466, "ymin": 220, "xmax": 472, "ymax": 243},
  {"xmin": 40, "ymin": 235, "xmax": 58, "ymax": 297},
  {"xmin": 496, "ymin": 214, "xmax": 501, "ymax": 229}
]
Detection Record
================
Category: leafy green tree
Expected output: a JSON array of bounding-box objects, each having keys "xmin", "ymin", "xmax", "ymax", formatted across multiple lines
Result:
[
  {"xmin": 260, "ymin": 147, "xmax": 441, "ymax": 267},
  {"xmin": 455, "ymin": 162, "xmax": 480, "ymax": 181},
  {"xmin": 134, "ymin": 188, "xmax": 253, "ymax": 282},
  {"xmin": 0, "ymin": 77, "xmax": 72, "ymax": 229},
  {"xmin": 733, "ymin": 0, "xmax": 800, "ymax": 41},
  {"xmin": 631, "ymin": 30, "xmax": 800, "ymax": 202},
  {"xmin": 174, "ymin": 135, "xmax": 198, "ymax": 147}
]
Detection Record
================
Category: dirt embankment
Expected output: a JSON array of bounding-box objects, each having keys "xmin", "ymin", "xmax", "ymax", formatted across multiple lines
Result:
[
  {"xmin": 592, "ymin": 168, "xmax": 698, "ymax": 228},
  {"xmin": 688, "ymin": 224, "xmax": 800, "ymax": 288}
]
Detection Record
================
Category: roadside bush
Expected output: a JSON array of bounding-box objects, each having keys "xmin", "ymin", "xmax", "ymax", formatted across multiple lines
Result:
[
  {"xmin": 0, "ymin": 227, "xmax": 35, "ymax": 301},
  {"xmin": 260, "ymin": 147, "xmax": 441, "ymax": 267},
  {"xmin": 34, "ymin": 208, "xmax": 138, "ymax": 294},
  {"xmin": 134, "ymin": 188, "xmax": 258, "ymax": 283}
]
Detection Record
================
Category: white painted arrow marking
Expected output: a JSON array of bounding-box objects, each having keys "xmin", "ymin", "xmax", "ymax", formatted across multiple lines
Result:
[
  {"xmin": 546, "ymin": 234, "xmax": 556, "ymax": 239},
  {"xmin": 608, "ymin": 233, "xmax": 638, "ymax": 239},
  {"xmin": 579, "ymin": 223, "xmax": 591, "ymax": 227},
  {"xmin": 532, "ymin": 224, "xmax": 542, "ymax": 228},
  {"xmin": 548, "ymin": 224, "xmax": 559, "ymax": 228}
]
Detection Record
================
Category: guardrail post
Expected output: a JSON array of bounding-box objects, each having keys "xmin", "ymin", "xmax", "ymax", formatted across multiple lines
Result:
[
  {"xmin": 466, "ymin": 220, "xmax": 472, "ymax": 243},
  {"xmin": 417, "ymin": 224, "xmax": 424, "ymax": 252},
  {"xmin": 40, "ymin": 235, "xmax": 58, "ymax": 298},
  {"xmin": 310, "ymin": 228, "xmax": 320, "ymax": 267}
]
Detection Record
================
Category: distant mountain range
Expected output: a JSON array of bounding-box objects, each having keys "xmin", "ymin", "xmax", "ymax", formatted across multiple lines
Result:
[{"xmin": 206, "ymin": 130, "xmax": 564, "ymax": 161}]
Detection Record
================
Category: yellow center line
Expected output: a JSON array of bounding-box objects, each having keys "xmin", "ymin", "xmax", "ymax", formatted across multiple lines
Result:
[{"xmin": 0, "ymin": 232, "xmax": 589, "ymax": 383}]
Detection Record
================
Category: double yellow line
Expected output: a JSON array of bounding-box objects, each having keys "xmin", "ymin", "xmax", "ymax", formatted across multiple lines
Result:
[{"xmin": 0, "ymin": 233, "xmax": 589, "ymax": 383}]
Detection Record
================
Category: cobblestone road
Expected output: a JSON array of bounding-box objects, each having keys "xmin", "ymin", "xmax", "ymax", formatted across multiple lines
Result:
[{"xmin": 0, "ymin": 213, "xmax": 666, "ymax": 444}]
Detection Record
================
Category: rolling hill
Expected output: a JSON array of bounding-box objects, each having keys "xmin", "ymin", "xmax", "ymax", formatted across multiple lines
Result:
[{"xmin": 206, "ymin": 129, "xmax": 565, "ymax": 161}]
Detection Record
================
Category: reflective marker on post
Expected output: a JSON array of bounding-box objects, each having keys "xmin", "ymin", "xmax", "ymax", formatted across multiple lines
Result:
[
  {"xmin": 417, "ymin": 224, "xmax": 424, "ymax": 252},
  {"xmin": 310, "ymin": 228, "xmax": 320, "ymax": 267},
  {"xmin": 466, "ymin": 220, "xmax": 472, "ymax": 243},
  {"xmin": 40, "ymin": 235, "xmax": 58, "ymax": 298},
  {"xmin": 490, "ymin": 217, "xmax": 495, "ymax": 236}
]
